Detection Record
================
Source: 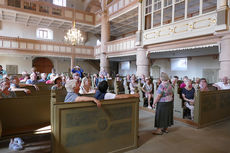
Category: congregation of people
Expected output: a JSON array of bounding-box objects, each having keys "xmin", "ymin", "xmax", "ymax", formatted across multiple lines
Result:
[{"xmin": 1, "ymin": 64, "xmax": 230, "ymax": 149}]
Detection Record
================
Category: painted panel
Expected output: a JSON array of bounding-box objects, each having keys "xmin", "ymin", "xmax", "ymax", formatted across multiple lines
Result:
[
  {"xmin": 54, "ymin": 46, "xmax": 59, "ymax": 52},
  {"xmin": 143, "ymin": 12, "xmax": 217, "ymax": 46},
  {"xmin": 65, "ymin": 10, "xmax": 73, "ymax": 18},
  {"xmin": 11, "ymin": 41, "xmax": 18, "ymax": 48},
  {"xmin": 48, "ymin": 45, "xmax": 53, "ymax": 51},
  {"xmin": 19, "ymin": 42, "xmax": 26, "ymax": 49},
  {"xmin": 35, "ymin": 44, "xmax": 40, "ymax": 50},
  {"xmin": 27, "ymin": 43, "xmax": 34, "ymax": 50},
  {"xmin": 85, "ymin": 15, "xmax": 93, "ymax": 22},
  {"xmin": 3, "ymin": 41, "xmax": 10, "ymax": 48},
  {"xmin": 119, "ymin": 0, "xmax": 124, "ymax": 9},
  {"xmin": 109, "ymin": 7, "xmax": 113, "ymax": 14},
  {"xmin": 75, "ymin": 48, "xmax": 81, "ymax": 54},
  {"xmin": 51, "ymin": 98, "xmax": 138, "ymax": 153},
  {"xmin": 114, "ymin": 3, "xmax": 118, "ymax": 12},
  {"xmin": 76, "ymin": 12, "xmax": 84, "ymax": 20},
  {"xmin": 66, "ymin": 47, "xmax": 71, "ymax": 53},
  {"xmin": 41, "ymin": 44, "xmax": 47, "ymax": 51},
  {"xmin": 0, "ymin": 40, "xmax": 2, "ymax": 47},
  {"xmin": 60, "ymin": 46, "xmax": 66, "ymax": 52},
  {"xmin": 125, "ymin": 0, "xmax": 129, "ymax": 6}
]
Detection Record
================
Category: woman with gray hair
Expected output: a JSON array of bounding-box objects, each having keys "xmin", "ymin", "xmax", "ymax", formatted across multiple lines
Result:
[{"xmin": 152, "ymin": 72, "xmax": 174, "ymax": 135}]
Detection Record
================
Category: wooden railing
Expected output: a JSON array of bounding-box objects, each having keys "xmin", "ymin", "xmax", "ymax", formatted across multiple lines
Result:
[
  {"xmin": 1, "ymin": 0, "xmax": 95, "ymax": 25},
  {"xmin": 94, "ymin": 45, "xmax": 101, "ymax": 56},
  {"xmin": 106, "ymin": 35, "xmax": 136, "ymax": 53},
  {"xmin": 0, "ymin": 36, "xmax": 94, "ymax": 58},
  {"xmin": 107, "ymin": 0, "xmax": 138, "ymax": 18}
]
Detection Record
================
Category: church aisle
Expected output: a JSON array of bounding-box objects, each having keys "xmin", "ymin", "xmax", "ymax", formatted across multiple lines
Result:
[{"xmin": 126, "ymin": 110, "xmax": 230, "ymax": 153}]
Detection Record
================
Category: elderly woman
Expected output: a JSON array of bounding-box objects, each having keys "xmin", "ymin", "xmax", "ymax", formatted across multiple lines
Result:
[
  {"xmin": 129, "ymin": 76, "xmax": 138, "ymax": 94},
  {"xmin": 182, "ymin": 79, "xmax": 195, "ymax": 120},
  {"xmin": 51, "ymin": 76, "xmax": 63, "ymax": 90},
  {"xmin": 64, "ymin": 80, "xmax": 101, "ymax": 107},
  {"xmin": 142, "ymin": 77, "xmax": 154, "ymax": 109},
  {"xmin": 38, "ymin": 73, "xmax": 47, "ymax": 83},
  {"xmin": 0, "ymin": 78, "xmax": 16, "ymax": 98},
  {"xmin": 152, "ymin": 72, "xmax": 173, "ymax": 135},
  {"xmin": 9, "ymin": 75, "xmax": 31, "ymax": 94},
  {"xmin": 79, "ymin": 77, "xmax": 95, "ymax": 94}
]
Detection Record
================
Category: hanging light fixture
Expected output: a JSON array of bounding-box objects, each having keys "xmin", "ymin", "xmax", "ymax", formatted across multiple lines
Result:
[{"xmin": 64, "ymin": 21, "xmax": 84, "ymax": 46}]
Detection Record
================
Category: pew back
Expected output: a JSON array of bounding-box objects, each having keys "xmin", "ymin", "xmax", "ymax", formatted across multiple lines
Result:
[
  {"xmin": 194, "ymin": 89, "xmax": 230, "ymax": 127},
  {"xmin": 51, "ymin": 96, "xmax": 139, "ymax": 153}
]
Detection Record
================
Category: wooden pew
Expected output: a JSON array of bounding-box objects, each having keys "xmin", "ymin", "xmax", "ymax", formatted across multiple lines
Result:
[
  {"xmin": 194, "ymin": 89, "xmax": 230, "ymax": 128},
  {"xmin": 0, "ymin": 88, "xmax": 67, "ymax": 137},
  {"xmin": 173, "ymin": 84, "xmax": 184, "ymax": 118},
  {"xmin": 51, "ymin": 91, "xmax": 139, "ymax": 153}
]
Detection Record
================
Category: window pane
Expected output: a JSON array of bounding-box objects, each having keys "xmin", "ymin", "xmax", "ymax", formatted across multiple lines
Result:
[
  {"xmin": 174, "ymin": 1, "xmax": 185, "ymax": 22},
  {"xmin": 153, "ymin": 10, "xmax": 161, "ymax": 27},
  {"xmin": 163, "ymin": 6, "xmax": 172, "ymax": 24},
  {"xmin": 202, "ymin": 0, "xmax": 217, "ymax": 14},
  {"xmin": 187, "ymin": 0, "xmax": 199, "ymax": 18},
  {"xmin": 145, "ymin": 14, "xmax": 152, "ymax": 30}
]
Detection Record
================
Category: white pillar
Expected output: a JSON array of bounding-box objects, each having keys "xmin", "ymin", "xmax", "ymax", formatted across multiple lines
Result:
[
  {"xmin": 136, "ymin": 47, "xmax": 150, "ymax": 77},
  {"xmin": 71, "ymin": 55, "xmax": 75, "ymax": 70},
  {"xmin": 219, "ymin": 33, "xmax": 230, "ymax": 79},
  {"xmin": 136, "ymin": 1, "xmax": 143, "ymax": 46},
  {"xmin": 100, "ymin": 5, "xmax": 110, "ymax": 73}
]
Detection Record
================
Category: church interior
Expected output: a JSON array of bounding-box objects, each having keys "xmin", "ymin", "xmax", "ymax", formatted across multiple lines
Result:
[{"xmin": 0, "ymin": 0, "xmax": 230, "ymax": 152}]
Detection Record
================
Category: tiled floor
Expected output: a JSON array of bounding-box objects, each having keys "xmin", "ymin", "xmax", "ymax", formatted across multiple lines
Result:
[{"xmin": 0, "ymin": 110, "xmax": 229, "ymax": 153}]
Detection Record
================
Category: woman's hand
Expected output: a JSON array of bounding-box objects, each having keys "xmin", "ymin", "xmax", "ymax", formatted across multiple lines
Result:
[{"xmin": 94, "ymin": 99, "xmax": 101, "ymax": 108}]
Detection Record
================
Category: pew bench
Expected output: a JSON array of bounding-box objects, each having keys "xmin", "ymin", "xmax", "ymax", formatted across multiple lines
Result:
[{"xmin": 51, "ymin": 91, "xmax": 139, "ymax": 153}]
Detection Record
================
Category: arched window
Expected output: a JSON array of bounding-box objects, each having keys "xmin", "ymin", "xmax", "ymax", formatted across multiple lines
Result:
[
  {"xmin": 36, "ymin": 28, "xmax": 53, "ymax": 40},
  {"xmin": 53, "ymin": 0, "xmax": 66, "ymax": 7}
]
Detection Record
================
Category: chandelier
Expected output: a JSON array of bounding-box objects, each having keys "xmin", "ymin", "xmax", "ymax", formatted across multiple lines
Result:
[{"xmin": 64, "ymin": 21, "xmax": 84, "ymax": 46}]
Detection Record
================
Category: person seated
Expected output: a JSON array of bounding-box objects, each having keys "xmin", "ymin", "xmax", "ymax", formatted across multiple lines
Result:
[
  {"xmin": 106, "ymin": 73, "xmax": 112, "ymax": 80},
  {"xmin": 140, "ymin": 74, "xmax": 146, "ymax": 84},
  {"xmin": 93, "ymin": 74, "xmax": 99, "ymax": 87},
  {"xmin": 99, "ymin": 67, "xmax": 107, "ymax": 77},
  {"xmin": 72, "ymin": 65, "xmax": 84, "ymax": 78},
  {"xmin": 25, "ymin": 73, "xmax": 39, "ymax": 90},
  {"xmin": 142, "ymin": 77, "xmax": 154, "ymax": 109},
  {"xmin": 115, "ymin": 74, "xmax": 122, "ymax": 82},
  {"xmin": 19, "ymin": 71, "xmax": 28, "ymax": 81},
  {"xmin": 0, "ymin": 78, "xmax": 16, "ymax": 98},
  {"xmin": 213, "ymin": 76, "xmax": 230, "ymax": 90},
  {"xmin": 38, "ymin": 73, "xmax": 47, "ymax": 83},
  {"xmin": 123, "ymin": 74, "xmax": 131, "ymax": 86},
  {"xmin": 47, "ymin": 68, "xmax": 56, "ymax": 80},
  {"xmin": 20, "ymin": 74, "xmax": 30, "ymax": 83},
  {"xmin": 171, "ymin": 76, "xmax": 179, "ymax": 88},
  {"xmin": 0, "ymin": 65, "xmax": 7, "ymax": 79},
  {"xmin": 94, "ymin": 80, "xmax": 139, "ymax": 100},
  {"xmin": 129, "ymin": 76, "xmax": 138, "ymax": 94},
  {"xmin": 180, "ymin": 76, "xmax": 188, "ymax": 88},
  {"xmin": 51, "ymin": 77, "xmax": 63, "ymax": 90},
  {"xmin": 182, "ymin": 79, "xmax": 195, "ymax": 120},
  {"xmin": 9, "ymin": 75, "xmax": 31, "ymax": 94},
  {"xmin": 199, "ymin": 78, "xmax": 209, "ymax": 91},
  {"xmin": 193, "ymin": 77, "xmax": 200, "ymax": 90},
  {"xmin": 79, "ymin": 77, "xmax": 95, "ymax": 94},
  {"xmin": 64, "ymin": 79, "xmax": 101, "ymax": 107},
  {"xmin": 98, "ymin": 74, "xmax": 106, "ymax": 83},
  {"xmin": 26, "ymin": 73, "xmax": 38, "ymax": 85},
  {"xmin": 72, "ymin": 73, "xmax": 81, "ymax": 85}
]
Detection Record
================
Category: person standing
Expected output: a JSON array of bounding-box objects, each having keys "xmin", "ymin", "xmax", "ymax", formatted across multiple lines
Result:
[
  {"xmin": 152, "ymin": 72, "xmax": 174, "ymax": 135},
  {"xmin": 72, "ymin": 66, "xmax": 84, "ymax": 78}
]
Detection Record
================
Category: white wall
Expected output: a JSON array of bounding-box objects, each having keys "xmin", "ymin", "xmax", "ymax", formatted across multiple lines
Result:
[
  {"xmin": 0, "ymin": 21, "xmax": 97, "ymax": 45},
  {"xmin": 118, "ymin": 56, "xmax": 220, "ymax": 80},
  {"xmin": 0, "ymin": 21, "xmax": 66, "ymax": 42},
  {"xmin": 0, "ymin": 55, "xmax": 99, "ymax": 74},
  {"xmin": 0, "ymin": 55, "xmax": 32, "ymax": 74},
  {"xmin": 151, "ymin": 56, "xmax": 219, "ymax": 80},
  {"xmin": 85, "ymin": 33, "xmax": 98, "ymax": 46},
  {"xmin": 118, "ymin": 60, "xmax": 137, "ymax": 76}
]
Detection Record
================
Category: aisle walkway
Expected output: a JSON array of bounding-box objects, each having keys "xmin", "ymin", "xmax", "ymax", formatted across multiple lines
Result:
[
  {"xmin": 126, "ymin": 110, "xmax": 230, "ymax": 153},
  {"xmin": 0, "ymin": 110, "xmax": 229, "ymax": 153}
]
